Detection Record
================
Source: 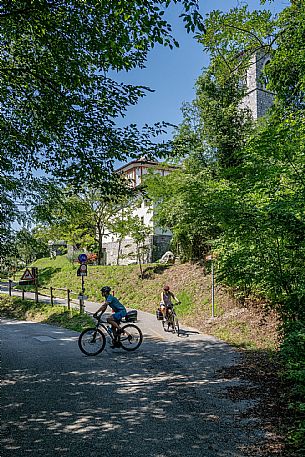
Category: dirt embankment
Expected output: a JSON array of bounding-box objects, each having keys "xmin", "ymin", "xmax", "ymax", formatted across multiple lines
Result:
[{"xmin": 143, "ymin": 262, "xmax": 279, "ymax": 350}]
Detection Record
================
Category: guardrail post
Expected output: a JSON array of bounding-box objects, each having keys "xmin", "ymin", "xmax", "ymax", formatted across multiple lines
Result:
[
  {"xmin": 50, "ymin": 286, "xmax": 54, "ymax": 306},
  {"xmin": 8, "ymin": 279, "xmax": 12, "ymax": 296},
  {"xmin": 67, "ymin": 289, "xmax": 71, "ymax": 310},
  {"xmin": 79, "ymin": 294, "xmax": 84, "ymax": 314}
]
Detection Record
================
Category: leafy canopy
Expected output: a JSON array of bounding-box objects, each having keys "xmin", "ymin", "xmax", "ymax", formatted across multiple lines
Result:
[{"xmin": 0, "ymin": 0, "xmax": 204, "ymax": 187}]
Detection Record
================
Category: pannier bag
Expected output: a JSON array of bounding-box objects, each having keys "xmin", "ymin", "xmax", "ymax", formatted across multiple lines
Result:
[
  {"xmin": 124, "ymin": 310, "xmax": 138, "ymax": 322},
  {"xmin": 156, "ymin": 308, "xmax": 163, "ymax": 320}
]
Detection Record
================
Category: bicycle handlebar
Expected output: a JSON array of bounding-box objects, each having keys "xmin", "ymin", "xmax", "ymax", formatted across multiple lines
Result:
[
  {"xmin": 90, "ymin": 313, "xmax": 107, "ymax": 323},
  {"xmin": 160, "ymin": 301, "xmax": 181, "ymax": 307}
]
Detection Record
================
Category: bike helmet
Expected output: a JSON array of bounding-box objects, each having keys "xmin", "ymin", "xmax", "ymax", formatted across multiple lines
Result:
[
  {"xmin": 101, "ymin": 286, "xmax": 111, "ymax": 294},
  {"xmin": 163, "ymin": 285, "xmax": 170, "ymax": 291}
]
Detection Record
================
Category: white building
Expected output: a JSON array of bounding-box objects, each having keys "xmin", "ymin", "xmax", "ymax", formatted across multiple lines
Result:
[{"xmin": 102, "ymin": 158, "xmax": 177, "ymax": 265}]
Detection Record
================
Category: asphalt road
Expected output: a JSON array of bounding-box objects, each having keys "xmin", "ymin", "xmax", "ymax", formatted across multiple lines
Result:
[{"xmin": 1, "ymin": 302, "xmax": 265, "ymax": 457}]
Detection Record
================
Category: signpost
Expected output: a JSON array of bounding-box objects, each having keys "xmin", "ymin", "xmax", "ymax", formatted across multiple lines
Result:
[
  {"xmin": 19, "ymin": 268, "xmax": 35, "ymax": 282},
  {"xmin": 19, "ymin": 268, "xmax": 36, "ymax": 286},
  {"xmin": 78, "ymin": 253, "xmax": 88, "ymax": 264},
  {"xmin": 19, "ymin": 267, "xmax": 39, "ymax": 302},
  {"xmin": 77, "ymin": 254, "xmax": 88, "ymax": 313},
  {"xmin": 77, "ymin": 263, "xmax": 87, "ymax": 277},
  {"xmin": 205, "ymin": 254, "xmax": 215, "ymax": 318}
]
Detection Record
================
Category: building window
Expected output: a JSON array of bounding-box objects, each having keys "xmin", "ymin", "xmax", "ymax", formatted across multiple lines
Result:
[
  {"xmin": 262, "ymin": 59, "xmax": 271, "ymax": 89},
  {"xmin": 238, "ymin": 71, "xmax": 247, "ymax": 90}
]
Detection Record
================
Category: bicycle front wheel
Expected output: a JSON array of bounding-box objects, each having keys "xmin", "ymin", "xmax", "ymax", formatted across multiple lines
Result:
[
  {"xmin": 162, "ymin": 319, "xmax": 168, "ymax": 331},
  {"xmin": 78, "ymin": 328, "xmax": 106, "ymax": 356},
  {"xmin": 120, "ymin": 324, "xmax": 143, "ymax": 351},
  {"xmin": 173, "ymin": 316, "xmax": 180, "ymax": 336}
]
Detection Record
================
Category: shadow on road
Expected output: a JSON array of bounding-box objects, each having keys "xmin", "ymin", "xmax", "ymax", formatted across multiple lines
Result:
[
  {"xmin": 1, "ymin": 320, "xmax": 269, "ymax": 457},
  {"xmin": 175, "ymin": 328, "xmax": 200, "ymax": 338}
]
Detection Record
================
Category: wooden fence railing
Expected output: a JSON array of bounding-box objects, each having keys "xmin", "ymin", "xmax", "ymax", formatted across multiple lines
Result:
[
  {"xmin": 39, "ymin": 286, "xmax": 76, "ymax": 310},
  {"xmin": 5, "ymin": 280, "xmax": 81, "ymax": 312}
]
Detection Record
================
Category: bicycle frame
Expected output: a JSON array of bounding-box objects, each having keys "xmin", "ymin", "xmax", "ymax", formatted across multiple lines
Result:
[
  {"xmin": 166, "ymin": 306, "xmax": 175, "ymax": 321},
  {"xmin": 96, "ymin": 317, "xmax": 120, "ymax": 342}
]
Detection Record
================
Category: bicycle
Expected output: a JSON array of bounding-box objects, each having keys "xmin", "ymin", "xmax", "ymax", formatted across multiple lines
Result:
[
  {"xmin": 162, "ymin": 303, "xmax": 180, "ymax": 336},
  {"xmin": 78, "ymin": 315, "xmax": 143, "ymax": 356}
]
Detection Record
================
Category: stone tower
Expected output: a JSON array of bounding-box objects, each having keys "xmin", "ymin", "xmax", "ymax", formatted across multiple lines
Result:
[{"xmin": 241, "ymin": 52, "xmax": 274, "ymax": 119}]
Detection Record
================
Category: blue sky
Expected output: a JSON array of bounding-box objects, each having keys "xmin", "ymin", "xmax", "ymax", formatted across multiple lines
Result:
[{"xmin": 115, "ymin": 0, "xmax": 286, "ymax": 138}]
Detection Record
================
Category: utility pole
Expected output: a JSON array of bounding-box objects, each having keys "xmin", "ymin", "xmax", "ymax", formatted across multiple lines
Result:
[
  {"xmin": 211, "ymin": 258, "xmax": 215, "ymax": 318},
  {"xmin": 205, "ymin": 254, "xmax": 215, "ymax": 318}
]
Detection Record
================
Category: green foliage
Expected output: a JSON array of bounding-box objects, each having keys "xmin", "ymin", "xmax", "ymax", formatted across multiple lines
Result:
[
  {"xmin": 145, "ymin": 0, "xmax": 305, "ymax": 321},
  {"xmin": 144, "ymin": 166, "xmax": 224, "ymax": 260},
  {"xmin": 0, "ymin": 0, "xmax": 205, "ymax": 259},
  {"xmin": 267, "ymin": 1, "xmax": 305, "ymax": 111},
  {"xmin": 32, "ymin": 183, "xmax": 102, "ymax": 251},
  {"xmin": 194, "ymin": 71, "xmax": 253, "ymax": 168},
  {"xmin": 175, "ymin": 290, "xmax": 195, "ymax": 316},
  {"xmin": 281, "ymin": 321, "xmax": 305, "ymax": 384},
  {"xmin": 0, "ymin": 0, "xmax": 204, "ymax": 236},
  {"xmin": 0, "ymin": 171, "xmax": 20, "ymax": 258},
  {"xmin": 31, "ymin": 183, "xmax": 136, "ymax": 265},
  {"xmin": 14, "ymin": 228, "xmax": 49, "ymax": 265},
  {"xmin": 280, "ymin": 321, "xmax": 305, "ymax": 450}
]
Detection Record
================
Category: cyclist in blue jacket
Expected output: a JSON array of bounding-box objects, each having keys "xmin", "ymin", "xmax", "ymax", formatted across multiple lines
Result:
[{"xmin": 93, "ymin": 286, "xmax": 127, "ymax": 346}]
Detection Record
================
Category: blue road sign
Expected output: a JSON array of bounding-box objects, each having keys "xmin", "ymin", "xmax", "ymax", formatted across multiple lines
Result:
[{"xmin": 78, "ymin": 253, "xmax": 88, "ymax": 263}]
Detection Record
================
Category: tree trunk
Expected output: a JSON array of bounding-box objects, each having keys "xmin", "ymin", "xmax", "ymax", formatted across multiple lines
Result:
[
  {"xmin": 117, "ymin": 238, "xmax": 122, "ymax": 265},
  {"xmin": 137, "ymin": 243, "xmax": 143, "ymax": 279},
  {"xmin": 96, "ymin": 222, "xmax": 104, "ymax": 265}
]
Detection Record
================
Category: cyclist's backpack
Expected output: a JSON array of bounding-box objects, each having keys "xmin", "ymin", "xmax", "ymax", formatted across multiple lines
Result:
[
  {"xmin": 156, "ymin": 308, "xmax": 163, "ymax": 320},
  {"xmin": 124, "ymin": 310, "xmax": 138, "ymax": 322}
]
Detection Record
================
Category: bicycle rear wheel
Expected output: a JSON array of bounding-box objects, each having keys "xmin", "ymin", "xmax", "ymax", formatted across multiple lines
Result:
[
  {"xmin": 120, "ymin": 324, "xmax": 143, "ymax": 351},
  {"xmin": 167, "ymin": 313, "xmax": 175, "ymax": 332},
  {"xmin": 78, "ymin": 328, "xmax": 106, "ymax": 356}
]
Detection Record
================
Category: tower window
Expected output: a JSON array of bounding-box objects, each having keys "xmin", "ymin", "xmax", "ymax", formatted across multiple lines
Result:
[{"xmin": 262, "ymin": 59, "xmax": 271, "ymax": 89}]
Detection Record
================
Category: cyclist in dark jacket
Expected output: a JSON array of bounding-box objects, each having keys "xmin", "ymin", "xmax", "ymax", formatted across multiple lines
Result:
[{"xmin": 160, "ymin": 285, "xmax": 179, "ymax": 320}]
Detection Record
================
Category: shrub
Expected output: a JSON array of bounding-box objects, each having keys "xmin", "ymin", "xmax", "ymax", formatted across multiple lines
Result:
[{"xmin": 280, "ymin": 320, "xmax": 305, "ymax": 450}]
